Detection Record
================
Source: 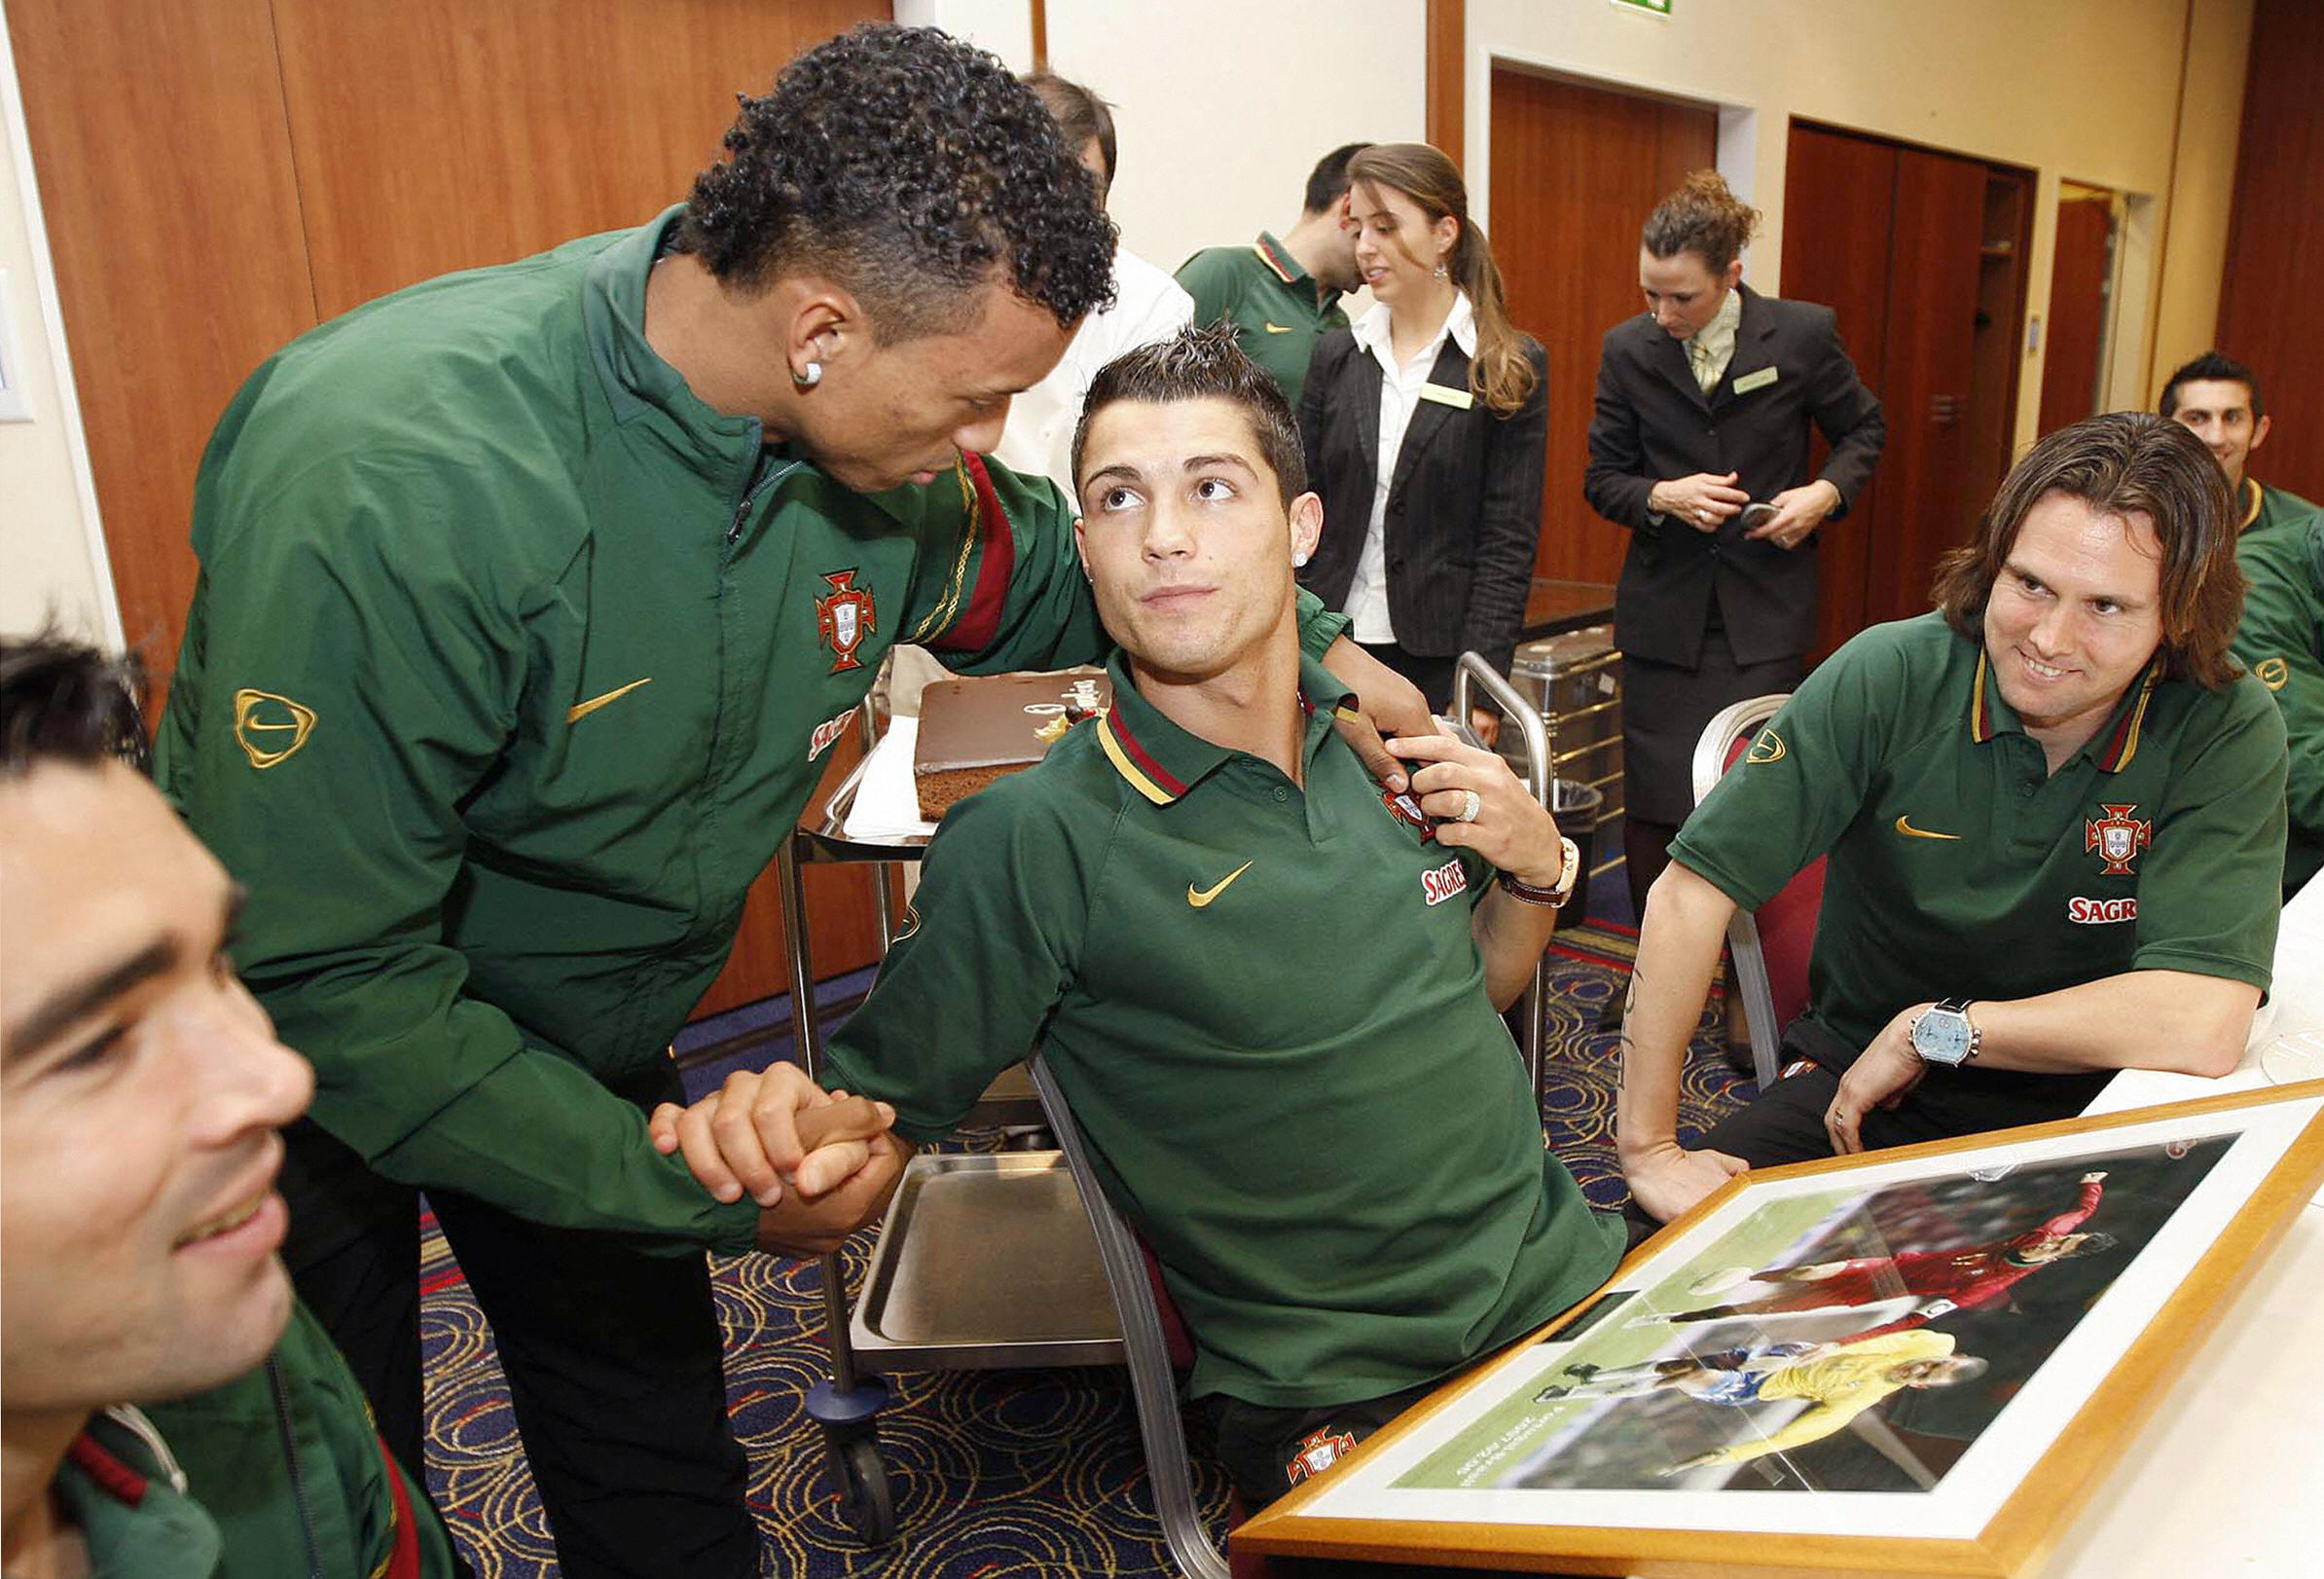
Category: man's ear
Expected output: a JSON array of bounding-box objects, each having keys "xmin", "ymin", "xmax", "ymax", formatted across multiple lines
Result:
[
  {"xmin": 1288, "ymin": 492, "xmax": 1324, "ymax": 566},
  {"xmin": 785, "ymin": 280, "xmax": 861, "ymax": 382},
  {"xmin": 1071, "ymin": 513, "xmax": 1092, "ymax": 580},
  {"xmin": 2249, "ymin": 412, "xmax": 2271, "ymax": 457},
  {"xmin": 1722, "ymin": 257, "xmax": 1746, "ymax": 292}
]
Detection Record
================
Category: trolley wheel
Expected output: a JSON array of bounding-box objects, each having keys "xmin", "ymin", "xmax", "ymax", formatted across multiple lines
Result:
[{"xmin": 833, "ymin": 1436, "xmax": 897, "ymax": 1546}]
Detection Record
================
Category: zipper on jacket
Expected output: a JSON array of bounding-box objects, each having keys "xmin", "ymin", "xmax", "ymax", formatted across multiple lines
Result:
[
  {"xmin": 725, "ymin": 454, "xmax": 806, "ymax": 548},
  {"xmin": 266, "ymin": 1357, "xmax": 327, "ymax": 1579}
]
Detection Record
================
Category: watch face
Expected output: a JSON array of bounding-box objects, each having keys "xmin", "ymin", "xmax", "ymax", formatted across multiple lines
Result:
[{"xmin": 1913, "ymin": 1010, "xmax": 1973, "ymax": 1064}]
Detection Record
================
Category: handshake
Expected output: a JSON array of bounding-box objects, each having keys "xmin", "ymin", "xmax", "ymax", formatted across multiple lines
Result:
[{"xmin": 649, "ymin": 1065, "xmax": 907, "ymax": 1256}]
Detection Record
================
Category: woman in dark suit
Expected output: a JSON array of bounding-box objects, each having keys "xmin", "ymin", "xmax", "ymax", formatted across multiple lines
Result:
[
  {"xmin": 1298, "ymin": 142, "xmax": 1548, "ymax": 746},
  {"xmin": 1585, "ymin": 170, "xmax": 1884, "ymax": 915}
]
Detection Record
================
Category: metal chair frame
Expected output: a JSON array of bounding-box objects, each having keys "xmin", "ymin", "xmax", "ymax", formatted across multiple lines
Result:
[{"xmin": 1689, "ymin": 693, "xmax": 1797, "ymax": 1088}]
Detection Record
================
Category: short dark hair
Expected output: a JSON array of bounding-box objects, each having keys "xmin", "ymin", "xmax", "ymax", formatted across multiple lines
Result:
[
  {"xmin": 1022, "ymin": 71, "xmax": 1116, "ymax": 199},
  {"xmin": 1302, "ymin": 143, "xmax": 1371, "ymax": 214},
  {"xmin": 1932, "ymin": 413, "xmax": 2245, "ymax": 690},
  {"xmin": 672, "ymin": 25, "xmax": 1116, "ymax": 339},
  {"xmin": 2159, "ymin": 349, "xmax": 2265, "ymax": 420},
  {"xmin": 1, "ymin": 632, "xmax": 149, "ymax": 779},
  {"xmin": 1071, "ymin": 323, "xmax": 1307, "ymax": 506}
]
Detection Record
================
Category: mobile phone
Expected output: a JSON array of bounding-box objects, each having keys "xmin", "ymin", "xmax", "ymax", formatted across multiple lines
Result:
[{"xmin": 1738, "ymin": 501, "xmax": 1779, "ymax": 531}]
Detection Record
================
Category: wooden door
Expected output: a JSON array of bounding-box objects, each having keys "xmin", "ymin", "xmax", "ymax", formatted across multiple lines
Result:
[
  {"xmin": 1487, "ymin": 65, "xmax": 1717, "ymax": 586},
  {"xmin": 1866, "ymin": 147, "xmax": 1986, "ymax": 631},
  {"xmin": 10, "ymin": 0, "xmax": 894, "ymax": 1013},
  {"xmin": 2216, "ymin": 0, "xmax": 2324, "ymax": 501},
  {"xmin": 1781, "ymin": 124, "xmax": 1899, "ymax": 660},
  {"xmin": 2040, "ymin": 187, "xmax": 2117, "ymax": 436}
]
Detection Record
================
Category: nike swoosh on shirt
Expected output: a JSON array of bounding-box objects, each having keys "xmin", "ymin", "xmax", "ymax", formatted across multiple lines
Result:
[
  {"xmin": 566, "ymin": 678, "xmax": 653, "ymax": 723},
  {"xmin": 1263, "ymin": 322, "xmax": 1293, "ymax": 334},
  {"xmin": 1187, "ymin": 860, "xmax": 1255, "ymax": 907},
  {"xmin": 1893, "ymin": 815, "xmax": 1962, "ymax": 841}
]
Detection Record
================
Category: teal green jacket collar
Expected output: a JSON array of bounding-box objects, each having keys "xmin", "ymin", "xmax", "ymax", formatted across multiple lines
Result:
[
  {"xmin": 1093, "ymin": 645, "xmax": 1358, "ymax": 806},
  {"xmin": 582, "ymin": 206, "xmax": 767, "ymax": 495}
]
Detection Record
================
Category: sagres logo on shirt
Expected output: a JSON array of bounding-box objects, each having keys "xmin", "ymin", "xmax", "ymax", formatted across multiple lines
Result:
[
  {"xmin": 1421, "ymin": 857, "xmax": 1469, "ymax": 906},
  {"xmin": 232, "ymin": 688, "xmax": 316, "ymax": 769},
  {"xmin": 1746, "ymin": 728, "xmax": 1786, "ymax": 765},
  {"xmin": 2254, "ymin": 657, "xmax": 2290, "ymax": 692}
]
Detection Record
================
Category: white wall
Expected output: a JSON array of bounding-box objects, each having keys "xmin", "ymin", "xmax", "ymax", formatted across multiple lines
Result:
[
  {"xmin": 0, "ymin": 11, "xmax": 116, "ymax": 645},
  {"xmin": 1466, "ymin": 0, "xmax": 2252, "ymax": 446},
  {"xmin": 901, "ymin": 0, "xmax": 1425, "ymax": 280}
]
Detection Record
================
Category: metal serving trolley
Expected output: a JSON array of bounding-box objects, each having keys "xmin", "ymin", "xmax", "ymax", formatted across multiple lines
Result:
[{"xmin": 770, "ymin": 655, "xmax": 1562, "ymax": 1555}]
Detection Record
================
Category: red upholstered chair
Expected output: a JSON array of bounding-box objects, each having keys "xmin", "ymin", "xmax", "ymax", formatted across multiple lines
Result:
[{"xmin": 1690, "ymin": 694, "xmax": 1826, "ymax": 1088}]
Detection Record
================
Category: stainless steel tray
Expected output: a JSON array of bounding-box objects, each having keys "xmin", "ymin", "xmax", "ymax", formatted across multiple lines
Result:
[{"xmin": 848, "ymin": 1150, "xmax": 1125, "ymax": 1370}]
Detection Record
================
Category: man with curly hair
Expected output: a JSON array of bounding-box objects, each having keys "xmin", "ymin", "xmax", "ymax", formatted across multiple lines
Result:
[{"xmin": 151, "ymin": 25, "xmax": 1423, "ymax": 1577}]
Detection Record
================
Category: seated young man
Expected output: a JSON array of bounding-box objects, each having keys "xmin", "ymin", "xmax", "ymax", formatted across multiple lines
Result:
[
  {"xmin": 1616, "ymin": 413, "xmax": 2287, "ymax": 1227},
  {"xmin": 652, "ymin": 326, "xmax": 1626, "ymax": 1505},
  {"xmin": 0, "ymin": 636, "xmax": 464, "ymax": 1578}
]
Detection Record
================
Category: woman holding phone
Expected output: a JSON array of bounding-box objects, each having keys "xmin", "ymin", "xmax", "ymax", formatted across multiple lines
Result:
[
  {"xmin": 1585, "ymin": 170, "xmax": 1885, "ymax": 916},
  {"xmin": 1298, "ymin": 143, "xmax": 1548, "ymax": 747}
]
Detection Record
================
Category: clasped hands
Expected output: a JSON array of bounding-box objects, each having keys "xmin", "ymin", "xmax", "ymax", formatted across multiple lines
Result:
[
  {"xmin": 648, "ymin": 1064, "xmax": 905, "ymax": 1256},
  {"xmin": 1652, "ymin": 472, "xmax": 1838, "ymax": 550}
]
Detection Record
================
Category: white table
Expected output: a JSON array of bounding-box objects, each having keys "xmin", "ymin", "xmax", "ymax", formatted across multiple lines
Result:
[{"xmin": 2039, "ymin": 877, "xmax": 2324, "ymax": 1578}]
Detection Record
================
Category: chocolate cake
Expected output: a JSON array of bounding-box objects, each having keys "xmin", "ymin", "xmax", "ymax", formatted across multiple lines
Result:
[{"xmin": 914, "ymin": 669, "xmax": 1110, "ymax": 820}]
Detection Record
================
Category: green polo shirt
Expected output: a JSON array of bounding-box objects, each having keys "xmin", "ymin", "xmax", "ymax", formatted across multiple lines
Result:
[
  {"xmin": 2233, "ymin": 508, "xmax": 2324, "ymax": 893},
  {"xmin": 1671, "ymin": 613, "xmax": 2284, "ymax": 1103},
  {"xmin": 822, "ymin": 649, "xmax": 1623, "ymax": 1409},
  {"xmin": 1176, "ymin": 232, "xmax": 1348, "ymax": 407},
  {"xmin": 2241, "ymin": 475, "xmax": 2318, "ymax": 538}
]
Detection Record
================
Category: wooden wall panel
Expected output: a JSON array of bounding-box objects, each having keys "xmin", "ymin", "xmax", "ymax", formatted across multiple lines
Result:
[
  {"xmin": 1782, "ymin": 124, "xmax": 1898, "ymax": 660},
  {"xmin": 1427, "ymin": 0, "xmax": 1466, "ymax": 168},
  {"xmin": 272, "ymin": 0, "xmax": 885, "ymax": 319},
  {"xmin": 2040, "ymin": 193, "xmax": 2116, "ymax": 436},
  {"xmin": 16, "ymin": 0, "xmax": 895, "ymax": 1013},
  {"xmin": 1867, "ymin": 147, "xmax": 1986, "ymax": 631},
  {"xmin": 2217, "ymin": 0, "xmax": 2324, "ymax": 502},
  {"xmin": 6, "ymin": 0, "xmax": 317, "ymax": 693},
  {"xmin": 1487, "ymin": 65, "xmax": 1717, "ymax": 588}
]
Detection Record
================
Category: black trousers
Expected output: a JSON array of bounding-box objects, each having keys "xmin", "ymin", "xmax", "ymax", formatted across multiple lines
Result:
[
  {"xmin": 281, "ymin": 1064, "xmax": 756, "ymax": 1579},
  {"xmin": 1620, "ymin": 1024, "xmax": 2105, "ymax": 1239}
]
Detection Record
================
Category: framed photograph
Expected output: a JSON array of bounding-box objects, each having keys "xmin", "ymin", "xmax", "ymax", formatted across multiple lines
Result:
[{"xmin": 1236, "ymin": 1083, "xmax": 2324, "ymax": 1577}]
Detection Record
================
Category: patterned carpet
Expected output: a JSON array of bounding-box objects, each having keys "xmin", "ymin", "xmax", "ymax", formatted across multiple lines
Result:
[{"xmin": 419, "ymin": 921, "xmax": 1754, "ymax": 1577}]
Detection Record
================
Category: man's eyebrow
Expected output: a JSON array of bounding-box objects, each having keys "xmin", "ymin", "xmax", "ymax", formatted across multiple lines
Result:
[
  {"xmin": 1180, "ymin": 453, "xmax": 1257, "ymax": 474},
  {"xmin": 2, "ymin": 937, "xmax": 180, "ymax": 1064}
]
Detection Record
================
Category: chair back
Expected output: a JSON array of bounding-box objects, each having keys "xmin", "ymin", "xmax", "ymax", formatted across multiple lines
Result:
[{"xmin": 1690, "ymin": 695, "xmax": 1825, "ymax": 1084}]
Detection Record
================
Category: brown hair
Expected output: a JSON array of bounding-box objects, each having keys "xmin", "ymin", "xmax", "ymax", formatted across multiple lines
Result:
[
  {"xmin": 1347, "ymin": 143, "xmax": 1538, "ymax": 417},
  {"xmin": 1641, "ymin": 168, "xmax": 1761, "ymax": 273},
  {"xmin": 1931, "ymin": 413, "xmax": 2246, "ymax": 689},
  {"xmin": 1072, "ymin": 323, "xmax": 1306, "ymax": 505}
]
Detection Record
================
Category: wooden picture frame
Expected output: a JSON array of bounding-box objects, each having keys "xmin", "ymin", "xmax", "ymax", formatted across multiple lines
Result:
[{"xmin": 1236, "ymin": 1083, "xmax": 2324, "ymax": 1577}]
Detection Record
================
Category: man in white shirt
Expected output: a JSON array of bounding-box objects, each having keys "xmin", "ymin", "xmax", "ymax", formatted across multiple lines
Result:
[{"xmin": 995, "ymin": 72, "xmax": 1195, "ymax": 502}]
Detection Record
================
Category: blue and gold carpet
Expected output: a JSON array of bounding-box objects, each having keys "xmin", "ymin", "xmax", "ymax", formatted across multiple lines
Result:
[{"xmin": 420, "ymin": 921, "xmax": 1753, "ymax": 1576}]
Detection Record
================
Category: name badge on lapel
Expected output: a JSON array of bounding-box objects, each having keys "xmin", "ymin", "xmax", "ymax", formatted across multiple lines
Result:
[
  {"xmin": 1418, "ymin": 382, "xmax": 1474, "ymax": 410},
  {"xmin": 1732, "ymin": 366, "xmax": 1780, "ymax": 395}
]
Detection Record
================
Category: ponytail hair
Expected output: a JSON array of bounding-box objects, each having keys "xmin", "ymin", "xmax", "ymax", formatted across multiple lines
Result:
[
  {"xmin": 1348, "ymin": 143, "xmax": 1538, "ymax": 418},
  {"xmin": 1641, "ymin": 168, "xmax": 1760, "ymax": 274}
]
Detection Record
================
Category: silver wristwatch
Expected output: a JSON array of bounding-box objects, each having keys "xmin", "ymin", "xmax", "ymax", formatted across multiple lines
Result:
[{"xmin": 1909, "ymin": 998, "xmax": 1980, "ymax": 1067}]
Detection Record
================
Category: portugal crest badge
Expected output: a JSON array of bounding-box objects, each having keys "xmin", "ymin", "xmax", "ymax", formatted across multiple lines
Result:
[
  {"xmin": 815, "ymin": 569, "xmax": 876, "ymax": 674},
  {"xmin": 1284, "ymin": 1427, "xmax": 1358, "ymax": 1487},
  {"xmin": 2085, "ymin": 802, "xmax": 2152, "ymax": 876}
]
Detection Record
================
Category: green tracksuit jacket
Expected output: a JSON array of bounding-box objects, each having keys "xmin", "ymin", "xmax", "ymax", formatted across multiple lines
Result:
[
  {"xmin": 156, "ymin": 207, "xmax": 1346, "ymax": 1251},
  {"xmin": 62, "ymin": 1304, "xmax": 455, "ymax": 1578}
]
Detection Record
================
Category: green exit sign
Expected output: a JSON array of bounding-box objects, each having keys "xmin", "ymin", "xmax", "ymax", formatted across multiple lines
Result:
[{"xmin": 1609, "ymin": 0, "xmax": 1674, "ymax": 15}]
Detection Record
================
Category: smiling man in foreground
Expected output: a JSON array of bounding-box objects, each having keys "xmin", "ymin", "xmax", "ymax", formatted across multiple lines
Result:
[
  {"xmin": 1, "ymin": 635, "xmax": 458, "ymax": 1579},
  {"xmin": 1616, "ymin": 413, "xmax": 2287, "ymax": 1225},
  {"xmin": 655, "ymin": 326, "xmax": 1626, "ymax": 1506}
]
